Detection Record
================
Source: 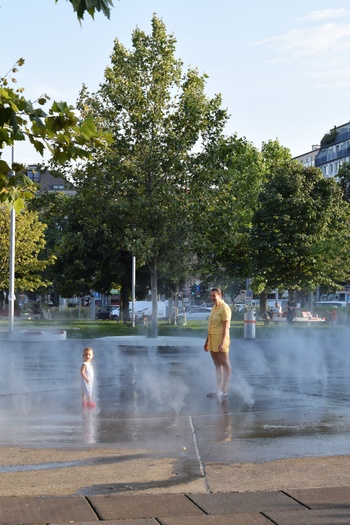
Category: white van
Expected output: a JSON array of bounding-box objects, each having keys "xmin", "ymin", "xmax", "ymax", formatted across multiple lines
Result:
[
  {"xmin": 314, "ymin": 301, "xmax": 347, "ymax": 308},
  {"xmin": 110, "ymin": 301, "xmax": 167, "ymax": 320}
]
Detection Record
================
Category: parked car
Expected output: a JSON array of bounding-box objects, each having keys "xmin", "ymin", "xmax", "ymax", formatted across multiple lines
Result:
[
  {"xmin": 234, "ymin": 303, "xmax": 245, "ymax": 312},
  {"xmin": 95, "ymin": 305, "xmax": 116, "ymax": 320},
  {"xmin": 178, "ymin": 307, "xmax": 212, "ymax": 321}
]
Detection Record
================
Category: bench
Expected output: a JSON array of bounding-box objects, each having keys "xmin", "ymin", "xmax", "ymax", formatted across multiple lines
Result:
[
  {"xmin": 293, "ymin": 317, "xmax": 326, "ymax": 326},
  {"xmin": 272, "ymin": 311, "xmax": 325, "ymax": 326},
  {"xmin": 295, "ymin": 311, "xmax": 326, "ymax": 325}
]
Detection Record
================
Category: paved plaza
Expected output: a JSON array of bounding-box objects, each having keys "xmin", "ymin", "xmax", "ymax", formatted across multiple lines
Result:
[{"xmin": 1, "ymin": 331, "xmax": 350, "ymax": 524}]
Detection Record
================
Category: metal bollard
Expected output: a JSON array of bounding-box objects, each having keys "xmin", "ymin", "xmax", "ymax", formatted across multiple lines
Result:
[{"xmin": 244, "ymin": 308, "xmax": 256, "ymax": 339}]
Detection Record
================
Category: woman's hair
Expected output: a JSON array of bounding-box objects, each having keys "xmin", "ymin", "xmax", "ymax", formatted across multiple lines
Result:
[{"xmin": 210, "ymin": 287, "xmax": 223, "ymax": 297}]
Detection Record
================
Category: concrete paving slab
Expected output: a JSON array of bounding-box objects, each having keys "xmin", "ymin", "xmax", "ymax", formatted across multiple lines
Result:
[
  {"xmin": 285, "ymin": 486, "xmax": 350, "ymax": 509},
  {"xmin": 0, "ymin": 447, "xmax": 206, "ymax": 496},
  {"xmin": 187, "ymin": 491, "xmax": 306, "ymax": 514},
  {"xmin": 264, "ymin": 508, "xmax": 350, "ymax": 525},
  {"xmin": 204, "ymin": 456, "xmax": 350, "ymax": 493},
  {"xmin": 0, "ymin": 496, "xmax": 98, "ymax": 525},
  {"xmin": 51, "ymin": 522, "xmax": 158, "ymax": 525},
  {"xmin": 87, "ymin": 494, "xmax": 204, "ymax": 520},
  {"xmin": 158, "ymin": 513, "xmax": 272, "ymax": 524}
]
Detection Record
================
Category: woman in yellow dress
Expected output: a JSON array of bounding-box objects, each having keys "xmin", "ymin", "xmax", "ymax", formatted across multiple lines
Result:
[{"xmin": 204, "ymin": 287, "xmax": 232, "ymax": 398}]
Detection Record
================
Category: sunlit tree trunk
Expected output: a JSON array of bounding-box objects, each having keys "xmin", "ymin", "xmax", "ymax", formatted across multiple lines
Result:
[{"xmin": 150, "ymin": 256, "xmax": 158, "ymax": 338}]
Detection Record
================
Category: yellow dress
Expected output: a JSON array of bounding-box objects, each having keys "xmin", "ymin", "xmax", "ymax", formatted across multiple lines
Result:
[{"xmin": 207, "ymin": 301, "xmax": 232, "ymax": 352}]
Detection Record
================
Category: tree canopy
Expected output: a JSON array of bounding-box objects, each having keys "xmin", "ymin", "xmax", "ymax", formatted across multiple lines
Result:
[
  {"xmin": 250, "ymin": 162, "xmax": 350, "ymax": 294},
  {"xmin": 72, "ymin": 15, "xmax": 228, "ymax": 335},
  {"xmin": 0, "ymin": 206, "xmax": 54, "ymax": 292},
  {"xmin": 188, "ymin": 134, "xmax": 264, "ymax": 285},
  {"xmin": 337, "ymin": 162, "xmax": 350, "ymax": 203}
]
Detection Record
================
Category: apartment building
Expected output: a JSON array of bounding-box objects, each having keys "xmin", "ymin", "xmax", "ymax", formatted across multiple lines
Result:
[
  {"xmin": 294, "ymin": 121, "xmax": 350, "ymax": 178},
  {"xmin": 315, "ymin": 122, "xmax": 350, "ymax": 178},
  {"xmin": 293, "ymin": 144, "xmax": 320, "ymax": 168}
]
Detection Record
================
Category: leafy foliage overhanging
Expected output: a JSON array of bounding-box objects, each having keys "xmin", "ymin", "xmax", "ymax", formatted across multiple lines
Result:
[
  {"xmin": 56, "ymin": 0, "xmax": 114, "ymax": 20},
  {"xmin": 0, "ymin": 59, "xmax": 112, "ymax": 212}
]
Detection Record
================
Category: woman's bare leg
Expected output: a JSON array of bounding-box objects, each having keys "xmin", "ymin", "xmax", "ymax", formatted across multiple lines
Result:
[
  {"xmin": 210, "ymin": 352, "xmax": 222, "ymax": 392},
  {"xmin": 219, "ymin": 352, "xmax": 231, "ymax": 393},
  {"xmin": 210, "ymin": 351, "xmax": 231, "ymax": 393}
]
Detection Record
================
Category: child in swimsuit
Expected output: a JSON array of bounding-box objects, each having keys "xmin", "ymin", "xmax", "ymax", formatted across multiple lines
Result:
[{"xmin": 81, "ymin": 347, "xmax": 96, "ymax": 408}]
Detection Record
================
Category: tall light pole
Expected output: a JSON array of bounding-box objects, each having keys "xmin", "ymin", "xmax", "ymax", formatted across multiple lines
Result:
[
  {"xmin": 8, "ymin": 146, "xmax": 16, "ymax": 334},
  {"xmin": 131, "ymin": 255, "xmax": 136, "ymax": 327}
]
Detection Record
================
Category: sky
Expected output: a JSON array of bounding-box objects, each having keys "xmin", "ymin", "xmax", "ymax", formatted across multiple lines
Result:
[{"xmin": 2, "ymin": 0, "xmax": 350, "ymax": 164}]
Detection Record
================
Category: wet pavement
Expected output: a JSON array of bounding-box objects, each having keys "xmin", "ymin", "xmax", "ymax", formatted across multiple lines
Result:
[
  {"xmin": 1, "ymin": 331, "xmax": 350, "ymax": 463},
  {"xmin": 2, "ymin": 331, "xmax": 350, "ymax": 523}
]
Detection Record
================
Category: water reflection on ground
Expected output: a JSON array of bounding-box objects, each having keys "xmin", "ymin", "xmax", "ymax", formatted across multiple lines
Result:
[{"xmin": 1, "ymin": 332, "xmax": 350, "ymax": 464}]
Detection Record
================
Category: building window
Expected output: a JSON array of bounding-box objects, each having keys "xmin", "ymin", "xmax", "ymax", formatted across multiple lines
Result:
[{"xmin": 27, "ymin": 170, "xmax": 41, "ymax": 183}]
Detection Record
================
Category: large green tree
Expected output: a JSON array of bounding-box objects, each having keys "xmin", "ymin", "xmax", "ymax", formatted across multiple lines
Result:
[
  {"xmin": 250, "ymin": 163, "xmax": 350, "ymax": 295},
  {"xmin": 74, "ymin": 15, "xmax": 228, "ymax": 336},
  {"xmin": 188, "ymin": 134, "xmax": 264, "ymax": 286}
]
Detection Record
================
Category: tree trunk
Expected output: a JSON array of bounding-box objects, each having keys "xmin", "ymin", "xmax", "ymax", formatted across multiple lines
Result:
[
  {"xmin": 260, "ymin": 291, "xmax": 267, "ymax": 317},
  {"xmin": 150, "ymin": 255, "xmax": 158, "ymax": 338},
  {"xmin": 120, "ymin": 272, "xmax": 130, "ymax": 322}
]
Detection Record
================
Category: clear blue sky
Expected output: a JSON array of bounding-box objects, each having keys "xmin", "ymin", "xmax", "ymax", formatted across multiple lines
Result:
[{"xmin": 2, "ymin": 0, "xmax": 350, "ymax": 163}]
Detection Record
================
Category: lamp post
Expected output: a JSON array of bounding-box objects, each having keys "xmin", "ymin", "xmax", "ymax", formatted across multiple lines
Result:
[
  {"xmin": 8, "ymin": 146, "xmax": 16, "ymax": 334},
  {"xmin": 131, "ymin": 255, "xmax": 136, "ymax": 327}
]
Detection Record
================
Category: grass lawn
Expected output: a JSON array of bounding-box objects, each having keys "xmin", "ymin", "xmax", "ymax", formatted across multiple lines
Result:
[{"xmin": 0, "ymin": 317, "xmax": 339, "ymax": 340}]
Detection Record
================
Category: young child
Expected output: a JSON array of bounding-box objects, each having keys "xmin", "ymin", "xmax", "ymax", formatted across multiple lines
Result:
[{"xmin": 81, "ymin": 347, "xmax": 96, "ymax": 408}]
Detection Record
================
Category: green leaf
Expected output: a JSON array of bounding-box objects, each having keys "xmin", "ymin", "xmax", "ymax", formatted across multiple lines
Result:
[
  {"xmin": 80, "ymin": 116, "xmax": 96, "ymax": 139},
  {"xmin": 0, "ymin": 160, "xmax": 10, "ymax": 175},
  {"xmin": 13, "ymin": 197, "xmax": 25, "ymax": 213}
]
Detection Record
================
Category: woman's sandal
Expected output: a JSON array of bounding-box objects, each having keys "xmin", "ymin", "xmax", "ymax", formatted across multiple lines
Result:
[{"xmin": 207, "ymin": 391, "xmax": 217, "ymax": 398}]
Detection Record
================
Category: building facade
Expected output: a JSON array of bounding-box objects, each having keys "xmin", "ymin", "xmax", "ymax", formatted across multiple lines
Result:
[
  {"xmin": 25, "ymin": 165, "xmax": 75, "ymax": 195},
  {"xmin": 315, "ymin": 122, "xmax": 350, "ymax": 178},
  {"xmin": 293, "ymin": 144, "xmax": 320, "ymax": 168},
  {"xmin": 294, "ymin": 121, "xmax": 350, "ymax": 178}
]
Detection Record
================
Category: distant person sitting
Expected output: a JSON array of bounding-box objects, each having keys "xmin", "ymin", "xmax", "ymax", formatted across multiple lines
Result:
[{"xmin": 274, "ymin": 302, "xmax": 282, "ymax": 317}]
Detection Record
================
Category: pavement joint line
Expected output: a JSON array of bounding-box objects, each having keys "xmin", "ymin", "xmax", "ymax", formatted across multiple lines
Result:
[
  {"xmin": 189, "ymin": 415, "xmax": 209, "ymax": 492},
  {"xmin": 280, "ymin": 489, "xmax": 311, "ymax": 509},
  {"xmin": 260, "ymin": 511, "xmax": 279, "ymax": 524},
  {"xmin": 185, "ymin": 494, "xmax": 210, "ymax": 515},
  {"xmin": 85, "ymin": 496, "xmax": 103, "ymax": 520}
]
